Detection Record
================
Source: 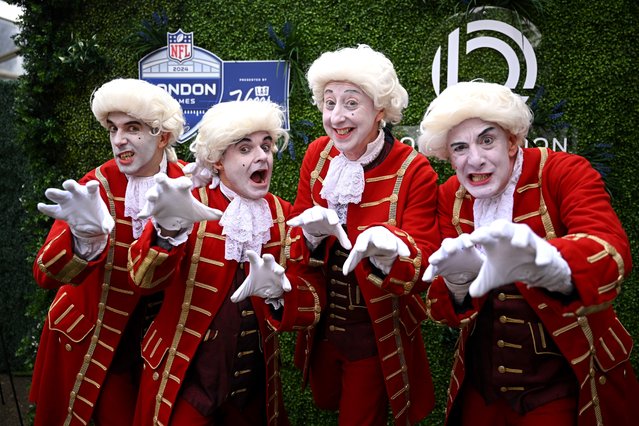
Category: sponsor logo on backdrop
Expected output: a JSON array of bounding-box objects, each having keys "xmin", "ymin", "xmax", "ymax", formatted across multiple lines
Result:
[{"xmin": 139, "ymin": 29, "xmax": 290, "ymax": 142}]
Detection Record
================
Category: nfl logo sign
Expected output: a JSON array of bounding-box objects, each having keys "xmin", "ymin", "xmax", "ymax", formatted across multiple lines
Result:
[{"xmin": 167, "ymin": 30, "xmax": 193, "ymax": 63}]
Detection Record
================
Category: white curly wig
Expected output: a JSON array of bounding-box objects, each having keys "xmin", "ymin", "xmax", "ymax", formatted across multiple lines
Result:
[
  {"xmin": 189, "ymin": 99, "xmax": 289, "ymax": 167},
  {"xmin": 307, "ymin": 44, "xmax": 408, "ymax": 125},
  {"xmin": 91, "ymin": 78, "xmax": 185, "ymax": 162},
  {"xmin": 417, "ymin": 81, "xmax": 533, "ymax": 160}
]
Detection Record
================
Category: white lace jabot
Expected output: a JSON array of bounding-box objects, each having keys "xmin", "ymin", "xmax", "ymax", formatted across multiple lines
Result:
[
  {"xmin": 320, "ymin": 130, "xmax": 385, "ymax": 223},
  {"xmin": 218, "ymin": 182, "xmax": 273, "ymax": 262},
  {"xmin": 124, "ymin": 154, "xmax": 168, "ymax": 238},
  {"xmin": 473, "ymin": 147, "xmax": 524, "ymax": 230}
]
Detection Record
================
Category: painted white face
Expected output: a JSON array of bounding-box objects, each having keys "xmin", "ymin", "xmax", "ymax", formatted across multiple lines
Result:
[
  {"xmin": 447, "ymin": 118, "xmax": 518, "ymax": 199},
  {"xmin": 107, "ymin": 112, "xmax": 167, "ymax": 177},
  {"xmin": 215, "ymin": 131, "xmax": 273, "ymax": 200},
  {"xmin": 322, "ymin": 81, "xmax": 383, "ymax": 160}
]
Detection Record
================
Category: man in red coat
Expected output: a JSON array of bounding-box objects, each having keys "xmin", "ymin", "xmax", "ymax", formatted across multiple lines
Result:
[
  {"xmin": 284, "ymin": 45, "xmax": 440, "ymax": 425},
  {"xmin": 30, "ymin": 78, "xmax": 186, "ymax": 426},
  {"xmin": 418, "ymin": 81, "xmax": 639, "ymax": 426},
  {"xmin": 127, "ymin": 99, "xmax": 320, "ymax": 426}
]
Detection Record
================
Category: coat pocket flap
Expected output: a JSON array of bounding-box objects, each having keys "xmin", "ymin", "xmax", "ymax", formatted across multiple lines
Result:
[
  {"xmin": 400, "ymin": 294, "xmax": 428, "ymax": 336},
  {"xmin": 47, "ymin": 291, "xmax": 94, "ymax": 342},
  {"xmin": 593, "ymin": 317, "xmax": 633, "ymax": 372},
  {"xmin": 141, "ymin": 326, "xmax": 169, "ymax": 369}
]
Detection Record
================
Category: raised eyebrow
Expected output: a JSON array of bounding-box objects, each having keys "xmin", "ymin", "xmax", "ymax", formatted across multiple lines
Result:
[
  {"xmin": 262, "ymin": 135, "xmax": 273, "ymax": 142},
  {"xmin": 106, "ymin": 120, "xmax": 143, "ymax": 127},
  {"xmin": 477, "ymin": 126, "xmax": 496, "ymax": 139}
]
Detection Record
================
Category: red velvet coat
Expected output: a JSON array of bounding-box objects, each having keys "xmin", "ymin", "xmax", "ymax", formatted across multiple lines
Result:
[
  {"xmin": 127, "ymin": 187, "xmax": 318, "ymax": 426},
  {"xmin": 30, "ymin": 159, "xmax": 186, "ymax": 426},
  {"xmin": 287, "ymin": 135, "xmax": 440, "ymax": 425},
  {"xmin": 427, "ymin": 147, "xmax": 638, "ymax": 425}
]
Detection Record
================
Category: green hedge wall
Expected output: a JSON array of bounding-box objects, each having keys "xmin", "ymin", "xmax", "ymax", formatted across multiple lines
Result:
[{"xmin": 6, "ymin": 0, "xmax": 639, "ymax": 424}]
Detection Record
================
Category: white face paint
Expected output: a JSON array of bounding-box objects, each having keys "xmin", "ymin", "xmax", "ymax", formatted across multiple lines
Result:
[
  {"xmin": 107, "ymin": 112, "xmax": 167, "ymax": 177},
  {"xmin": 447, "ymin": 118, "xmax": 518, "ymax": 199},
  {"xmin": 215, "ymin": 131, "xmax": 273, "ymax": 200},
  {"xmin": 321, "ymin": 82, "xmax": 383, "ymax": 160}
]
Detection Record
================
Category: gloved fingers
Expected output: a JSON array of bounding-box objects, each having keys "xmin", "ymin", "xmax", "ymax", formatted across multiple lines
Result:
[
  {"xmin": 189, "ymin": 200, "xmax": 223, "ymax": 222},
  {"xmin": 202, "ymin": 207, "xmax": 223, "ymax": 221},
  {"xmin": 441, "ymin": 237, "xmax": 460, "ymax": 255},
  {"xmin": 230, "ymin": 279, "xmax": 251, "ymax": 303},
  {"xmin": 396, "ymin": 238, "xmax": 410, "ymax": 257},
  {"xmin": 43, "ymin": 188, "xmax": 71, "ymax": 204},
  {"xmin": 145, "ymin": 185, "xmax": 159, "ymax": 203},
  {"xmin": 422, "ymin": 263, "xmax": 437, "ymax": 282},
  {"xmin": 245, "ymin": 250, "xmax": 261, "ymax": 266},
  {"xmin": 281, "ymin": 275, "xmax": 292, "ymax": 292},
  {"xmin": 469, "ymin": 225, "xmax": 495, "ymax": 246},
  {"xmin": 324, "ymin": 208, "xmax": 341, "ymax": 226},
  {"xmin": 459, "ymin": 233, "xmax": 475, "ymax": 249},
  {"xmin": 468, "ymin": 274, "xmax": 489, "ymax": 298},
  {"xmin": 37, "ymin": 203, "xmax": 61, "ymax": 218},
  {"xmin": 285, "ymin": 214, "xmax": 303, "ymax": 227},
  {"xmin": 533, "ymin": 239, "xmax": 556, "ymax": 266},
  {"xmin": 85, "ymin": 180, "xmax": 101, "ymax": 195},
  {"xmin": 262, "ymin": 253, "xmax": 276, "ymax": 268},
  {"xmin": 333, "ymin": 225, "xmax": 352, "ymax": 250},
  {"xmin": 153, "ymin": 172, "xmax": 169, "ymax": 186},
  {"xmin": 173, "ymin": 175, "xmax": 194, "ymax": 191},
  {"xmin": 342, "ymin": 249, "xmax": 364, "ymax": 276},
  {"xmin": 61, "ymin": 179, "xmax": 83, "ymax": 194}
]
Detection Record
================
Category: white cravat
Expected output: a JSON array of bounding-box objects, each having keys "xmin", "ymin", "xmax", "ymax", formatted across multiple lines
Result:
[
  {"xmin": 218, "ymin": 182, "xmax": 273, "ymax": 262},
  {"xmin": 320, "ymin": 130, "xmax": 385, "ymax": 223},
  {"xmin": 473, "ymin": 147, "xmax": 524, "ymax": 231},
  {"xmin": 124, "ymin": 154, "xmax": 168, "ymax": 238}
]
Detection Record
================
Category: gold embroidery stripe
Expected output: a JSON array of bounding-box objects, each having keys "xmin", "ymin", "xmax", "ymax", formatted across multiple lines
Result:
[
  {"xmin": 83, "ymin": 375, "xmax": 100, "ymax": 388},
  {"xmin": 517, "ymin": 182, "xmax": 540, "ymax": 192},
  {"xmin": 90, "ymin": 358, "xmax": 107, "ymax": 371},
  {"xmin": 366, "ymin": 173, "xmax": 397, "ymax": 183},
  {"xmin": 378, "ymin": 329, "xmax": 398, "ymax": 342},
  {"xmin": 175, "ymin": 351, "xmax": 191, "ymax": 362},
  {"xmin": 190, "ymin": 305, "xmax": 212, "ymax": 316},
  {"xmin": 199, "ymin": 257, "xmax": 224, "ymax": 267},
  {"xmin": 360, "ymin": 197, "xmax": 392, "ymax": 208},
  {"xmin": 114, "ymin": 241, "xmax": 130, "ymax": 248},
  {"xmin": 383, "ymin": 349, "xmax": 399, "ymax": 361},
  {"xmin": 105, "ymin": 306, "xmax": 128, "ymax": 316},
  {"xmin": 112, "ymin": 196, "xmax": 125, "ymax": 202},
  {"xmin": 609, "ymin": 327, "xmax": 628, "ymax": 355},
  {"xmin": 54, "ymin": 305, "xmax": 74, "ymax": 325},
  {"xmin": 203, "ymin": 232, "xmax": 225, "ymax": 240},
  {"xmin": 391, "ymin": 385, "xmax": 409, "ymax": 400},
  {"xmin": 374, "ymin": 312, "xmax": 394, "ymax": 323},
  {"xmin": 97, "ymin": 340, "xmax": 114, "ymax": 352},
  {"xmin": 115, "ymin": 218, "xmax": 131, "ymax": 225},
  {"xmin": 149, "ymin": 338, "xmax": 162, "ymax": 359},
  {"xmin": 194, "ymin": 281, "xmax": 218, "ymax": 293},
  {"xmin": 109, "ymin": 286, "xmax": 134, "ymax": 295},
  {"xmin": 142, "ymin": 330, "xmax": 157, "ymax": 352},
  {"xmin": 101, "ymin": 323, "xmax": 121, "ymax": 335},
  {"xmin": 169, "ymin": 374, "xmax": 180, "ymax": 384},
  {"xmin": 367, "ymin": 274, "xmax": 383, "ymax": 287},
  {"xmin": 552, "ymin": 321, "xmax": 579, "ymax": 336},
  {"xmin": 513, "ymin": 211, "xmax": 540, "ymax": 222},
  {"xmin": 71, "ymin": 411, "xmax": 88, "ymax": 425},
  {"xmin": 598, "ymin": 338, "xmax": 615, "ymax": 362},
  {"xmin": 183, "ymin": 327, "xmax": 202, "ymax": 338},
  {"xmin": 65, "ymin": 315, "xmax": 84, "ymax": 334},
  {"xmin": 112, "ymin": 265, "xmax": 128, "ymax": 272},
  {"xmin": 587, "ymin": 250, "xmax": 607, "ymax": 263},
  {"xmin": 370, "ymin": 294, "xmax": 393, "ymax": 303},
  {"xmin": 43, "ymin": 249, "xmax": 67, "ymax": 268},
  {"xmin": 570, "ymin": 350, "xmax": 590, "ymax": 365},
  {"xmin": 385, "ymin": 368, "xmax": 403, "ymax": 381}
]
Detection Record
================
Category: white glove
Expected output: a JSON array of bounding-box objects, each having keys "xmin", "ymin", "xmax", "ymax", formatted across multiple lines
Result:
[
  {"xmin": 38, "ymin": 179, "xmax": 114, "ymax": 238},
  {"xmin": 342, "ymin": 226, "xmax": 410, "ymax": 276},
  {"xmin": 287, "ymin": 206, "xmax": 352, "ymax": 250},
  {"xmin": 138, "ymin": 173, "xmax": 223, "ymax": 232},
  {"xmin": 231, "ymin": 250, "xmax": 292, "ymax": 309},
  {"xmin": 183, "ymin": 161, "xmax": 213, "ymax": 189},
  {"xmin": 423, "ymin": 234, "xmax": 485, "ymax": 305},
  {"xmin": 469, "ymin": 219, "xmax": 572, "ymax": 298}
]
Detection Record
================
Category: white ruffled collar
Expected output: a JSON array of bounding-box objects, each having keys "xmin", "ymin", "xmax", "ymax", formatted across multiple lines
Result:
[
  {"xmin": 320, "ymin": 130, "xmax": 385, "ymax": 223},
  {"xmin": 218, "ymin": 182, "xmax": 272, "ymax": 262},
  {"xmin": 124, "ymin": 154, "xmax": 168, "ymax": 238},
  {"xmin": 473, "ymin": 147, "xmax": 524, "ymax": 230}
]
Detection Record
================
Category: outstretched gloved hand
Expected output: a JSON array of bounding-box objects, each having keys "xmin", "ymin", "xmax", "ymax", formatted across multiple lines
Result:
[
  {"xmin": 38, "ymin": 179, "xmax": 114, "ymax": 238},
  {"xmin": 183, "ymin": 161, "xmax": 213, "ymax": 189},
  {"xmin": 287, "ymin": 205, "xmax": 352, "ymax": 250},
  {"xmin": 138, "ymin": 173, "xmax": 223, "ymax": 232},
  {"xmin": 231, "ymin": 250, "xmax": 292, "ymax": 309},
  {"xmin": 423, "ymin": 234, "xmax": 485, "ymax": 304},
  {"xmin": 468, "ymin": 219, "xmax": 572, "ymax": 298},
  {"xmin": 343, "ymin": 226, "xmax": 410, "ymax": 276}
]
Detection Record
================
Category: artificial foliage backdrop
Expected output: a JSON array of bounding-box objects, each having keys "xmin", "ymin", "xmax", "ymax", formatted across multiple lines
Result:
[{"xmin": 3, "ymin": 0, "xmax": 638, "ymax": 424}]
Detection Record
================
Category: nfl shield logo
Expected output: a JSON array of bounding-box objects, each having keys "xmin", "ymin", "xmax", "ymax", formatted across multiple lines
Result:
[{"xmin": 167, "ymin": 29, "xmax": 193, "ymax": 63}]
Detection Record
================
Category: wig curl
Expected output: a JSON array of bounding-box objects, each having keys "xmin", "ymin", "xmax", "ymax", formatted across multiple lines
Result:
[
  {"xmin": 91, "ymin": 78, "xmax": 185, "ymax": 162},
  {"xmin": 307, "ymin": 44, "xmax": 408, "ymax": 125},
  {"xmin": 417, "ymin": 81, "xmax": 532, "ymax": 160},
  {"xmin": 189, "ymin": 100, "xmax": 289, "ymax": 167}
]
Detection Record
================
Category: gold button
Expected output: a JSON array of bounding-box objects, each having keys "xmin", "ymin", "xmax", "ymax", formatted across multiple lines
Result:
[
  {"xmin": 191, "ymin": 255, "xmax": 199, "ymax": 263},
  {"xmin": 329, "ymin": 325, "xmax": 335, "ymax": 331},
  {"xmin": 499, "ymin": 315, "xmax": 507, "ymax": 324},
  {"xmin": 413, "ymin": 258, "xmax": 421, "ymax": 267},
  {"xmin": 389, "ymin": 194, "xmax": 398, "ymax": 203},
  {"xmin": 152, "ymin": 372, "xmax": 159, "ymax": 381},
  {"xmin": 388, "ymin": 219, "xmax": 396, "ymax": 226},
  {"xmin": 500, "ymin": 386, "xmax": 508, "ymax": 393},
  {"xmin": 311, "ymin": 171, "xmax": 319, "ymax": 179},
  {"xmin": 598, "ymin": 376, "xmax": 607, "ymax": 385},
  {"xmin": 98, "ymin": 303, "xmax": 105, "ymax": 310},
  {"xmin": 331, "ymin": 265, "xmax": 339, "ymax": 272},
  {"xmin": 240, "ymin": 331, "xmax": 246, "ymax": 337},
  {"xmin": 539, "ymin": 205, "xmax": 548, "ymax": 214},
  {"xmin": 320, "ymin": 150, "xmax": 329, "ymax": 159},
  {"xmin": 497, "ymin": 340, "xmax": 505, "ymax": 348},
  {"xmin": 498, "ymin": 366, "xmax": 506, "ymax": 373},
  {"xmin": 197, "ymin": 228, "xmax": 205, "ymax": 238},
  {"xmin": 176, "ymin": 324, "xmax": 184, "ymax": 331},
  {"xmin": 451, "ymin": 218, "xmax": 459, "ymax": 226},
  {"xmin": 397, "ymin": 168, "xmax": 405, "ymax": 177},
  {"xmin": 76, "ymin": 373, "xmax": 83, "ymax": 380},
  {"xmin": 102, "ymin": 283, "xmax": 109, "ymax": 290},
  {"xmin": 156, "ymin": 394, "xmax": 162, "ymax": 402},
  {"xmin": 498, "ymin": 293, "xmax": 506, "ymax": 301},
  {"xmin": 65, "ymin": 343, "xmax": 72, "ymax": 352},
  {"xmin": 105, "ymin": 263, "xmax": 113, "ymax": 271},
  {"xmin": 329, "ymin": 303, "xmax": 335, "ymax": 308},
  {"xmin": 546, "ymin": 232, "xmax": 556, "ymax": 239},
  {"xmin": 91, "ymin": 336, "xmax": 98, "ymax": 344},
  {"xmin": 330, "ymin": 279, "xmax": 336, "ymax": 284},
  {"xmin": 237, "ymin": 352, "xmax": 243, "ymax": 358},
  {"xmin": 234, "ymin": 371, "xmax": 240, "ymax": 377},
  {"xmin": 70, "ymin": 391, "xmax": 76, "ymax": 398}
]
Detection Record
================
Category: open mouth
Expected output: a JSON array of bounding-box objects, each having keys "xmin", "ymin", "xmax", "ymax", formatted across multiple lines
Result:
[
  {"xmin": 118, "ymin": 151, "xmax": 134, "ymax": 161},
  {"xmin": 250, "ymin": 170, "xmax": 267, "ymax": 184},
  {"xmin": 470, "ymin": 173, "xmax": 490, "ymax": 183},
  {"xmin": 335, "ymin": 128, "xmax": 352, "ymax": 136}
]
